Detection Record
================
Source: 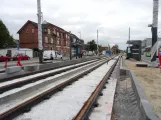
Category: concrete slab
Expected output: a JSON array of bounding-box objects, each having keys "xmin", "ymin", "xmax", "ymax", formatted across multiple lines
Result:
[
  {"xmin": 89, "ymin": 58, "xmax": 120, "ymax": 120},
  {"xmin": 5, "ymin": 66, "xmax": 22, "ymax": 74},
  {"xmin": 24, "ymin": 65, "xmax": 40, "ymax": 72},
  {"xmin": 89, "ymin": 78, "xmax": 117, "ymax": 120}
]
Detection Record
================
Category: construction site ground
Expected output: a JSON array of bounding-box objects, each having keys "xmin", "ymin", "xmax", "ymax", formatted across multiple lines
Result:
[{"xmin": 123, "ymin": 57, "xmax": 161, "ymax": 118}]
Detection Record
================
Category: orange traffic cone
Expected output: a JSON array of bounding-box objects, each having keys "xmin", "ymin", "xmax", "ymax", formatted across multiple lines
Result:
[{"xmin": 4, "ymin": 59, "xmax": 8, "ymax": 68}]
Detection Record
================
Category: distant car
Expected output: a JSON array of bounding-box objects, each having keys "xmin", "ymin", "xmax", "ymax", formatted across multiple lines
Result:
[
  {"xmin": 12, "ymin": 53, "xmax": 30, "ymax": 61},
  {"xmin": 43, "ymin": 50, "xmax": 63, "ymax": 61},
  {"xmin": 0, "ymin": 54, "xmax": 11, "ymax": 62}
]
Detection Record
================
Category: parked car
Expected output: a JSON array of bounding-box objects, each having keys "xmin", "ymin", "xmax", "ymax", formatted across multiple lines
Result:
[
  {"xmin": 0, "ymin": 54, "xmax": 11, "ymax": 62},
  {"xmin": 12, "ymin": 53, "xmax": 30, "ymax": 61},
  {"xmin": 43, "ymin": 50, "xmax": 63, "ymax": 61}
]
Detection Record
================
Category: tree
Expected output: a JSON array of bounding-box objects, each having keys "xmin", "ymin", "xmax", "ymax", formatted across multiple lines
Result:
[
  {"xmin": 79, "ymin": 39, "xmax": 84, "ymax": 44},
  {"xmin": 98, "ymin": 45, "xmax": 102, "ymax": 53},
  {"xmin": 115, "ymin": 44, "xmax": 120, "ymax": 53},
  {"xmin": 111, "ymin": 44, "xmax": 120, "ymax": 54},
  {"xmin": 86, "ymin": 40, "xmax": 97, "ymax": 52},
  {"xmin": 0, "ymin": 20, "xmax": 15, "ymax": 48}
]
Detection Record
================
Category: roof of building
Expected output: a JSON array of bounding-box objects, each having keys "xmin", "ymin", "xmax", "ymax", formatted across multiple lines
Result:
[
  {"xmin": 70, "ymin": 33, "xmax": 79, "ymax": 39},
  {"xmin": 143, "ymin": 38, "xmax": 161, "ymax": 41},
  {"xmin": 17, "ymin": 20, "xmax": 67, "ymax": 34},
  {"xmin": 126, "ymin": 40, "xmax": 141, "ymax": 44}
]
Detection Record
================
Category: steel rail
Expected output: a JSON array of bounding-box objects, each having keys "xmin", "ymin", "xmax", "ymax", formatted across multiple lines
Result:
[
  {"xmin": 0, "ymin": 59, "xmax": 105, "ymax": 94},
  {"xmin": 0, "ymin": 57, "xmax": 113, "ymax": 120},
  {"xmin": 74, "ymin": 56, "xmax": 119, "ymax": 120}
]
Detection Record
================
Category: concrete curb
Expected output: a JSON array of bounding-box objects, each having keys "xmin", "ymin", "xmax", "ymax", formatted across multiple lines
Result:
[
  {"xmin": 127, "ymin": 69, "xmax": 161, "ymax": 120},
  {"xmin": 0, "ymin": 70, "xmax": 5, "ymax": 73},
  {"xmin": 5, "ymin": 66, "xmax": 22, "ymax": 74}
]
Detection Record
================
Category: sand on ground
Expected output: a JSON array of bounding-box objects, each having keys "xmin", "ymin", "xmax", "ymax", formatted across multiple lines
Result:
[{"xmin": 123, "ymin": 58, "xmax": 161, "ymax": 118}]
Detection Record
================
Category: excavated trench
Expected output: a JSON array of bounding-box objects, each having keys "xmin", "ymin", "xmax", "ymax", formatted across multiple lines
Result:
[{"xmin": 111, "ymin": 72, "xmax": 143, "ymax": 120}]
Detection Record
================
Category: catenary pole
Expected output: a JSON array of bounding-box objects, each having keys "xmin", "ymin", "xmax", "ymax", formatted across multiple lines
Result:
[
  {"xmin": 37, "ymin": 0, "xmax": 43, "ymax": 63},
  {"xmin": 151, "ymin": 0, "xmax": 159, "ymax": 61}
]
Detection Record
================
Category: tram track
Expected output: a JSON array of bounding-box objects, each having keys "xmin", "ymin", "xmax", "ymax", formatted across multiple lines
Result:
[
  {"xmin": 74, "ymin": 56, "xmax": 119, "ymax": 120},
  {"xmin": 0, "ymin": 58, "xmax": 105, "ymax": 94},
  {"xmin": 0, "ymin": 56, "xmax": 114, "ymax": 120}
]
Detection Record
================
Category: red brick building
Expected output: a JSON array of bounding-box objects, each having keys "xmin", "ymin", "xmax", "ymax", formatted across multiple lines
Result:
[
  {"xmin": 100, "ymin": 46, "xmax": 109, "ymax": 51},
  {"xmin": 17, "ymin": 20, "xmax": 70, "ymax": 55}
]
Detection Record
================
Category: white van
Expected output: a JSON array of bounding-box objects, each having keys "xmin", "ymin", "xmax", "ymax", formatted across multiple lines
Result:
[{"xmin": 43, "ymin": 50, "xmax": 63, "ymax": 61}]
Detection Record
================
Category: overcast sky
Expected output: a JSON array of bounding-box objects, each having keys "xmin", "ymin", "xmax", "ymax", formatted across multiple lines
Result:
[{"xmin": 0, "ymin": 0, "xmax": 161, "ymax": 50}]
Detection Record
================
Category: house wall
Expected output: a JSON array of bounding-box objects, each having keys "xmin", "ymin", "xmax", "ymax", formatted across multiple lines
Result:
[
  {"xmin": 18, "ymin": 21, "xmax": 70, "ymax": 55},
  {"xmin": 19, "ymin": 22, "xmax": 38, "ymax": 48}
]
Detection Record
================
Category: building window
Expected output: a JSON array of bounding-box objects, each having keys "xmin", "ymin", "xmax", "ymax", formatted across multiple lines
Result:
[
  {"xmin": 51, "ymin": 38, "xmax": 53, "ymax": 44},
  {"xmin": 32, "ymin": 29, "xmax": 34, "ymax": 33},
  {"xmin": 48, "ymin": 29, "xmax": 50, "ymax": 34},
  {"xmin": 53, "ymin": 29, "xmax": 56, "ymax": 34},
  {"xmin": 73, "ymin": 38, "xmax": 76, "ymax": 43},
  {"xmin": 57, "ymin": 38, "xmax": 59, "ymax": 45},
  {"xmin": 26, "ymin": 29, "xmax": 28, "ymax": 33},
  {"xmin": 61, "ymin": 33, "xmax": 63, "ymax": 38},
  {"xmin": 57, "ymin": 32, "xmax": 59, "ymax": 37},
  {"xmin": 45, "ymin": 37, "xmax": 48, "ymax": 43},
  {"xmin": 66, "ymin": 41, "xmax": 68, "ymax": 46}
]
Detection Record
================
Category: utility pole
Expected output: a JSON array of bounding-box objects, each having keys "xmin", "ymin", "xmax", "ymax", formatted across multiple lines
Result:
[
  {"xmin": 37, "ymin": 0, "xmax": 43, "ymax": 63},
  {"xmin": 97, "ymin": 30, "xmax": 99, "ymax": 56},
  {"xmin": 151, "ymin": 0, "xmax": 159, "ymax": 62},
  {"xmin": 127, "ymin": 27, "xmax": 131, "ymax": 58},
  {"xmin": 128, "ymin": 27, "xmax": 131, "ymax": 48}
]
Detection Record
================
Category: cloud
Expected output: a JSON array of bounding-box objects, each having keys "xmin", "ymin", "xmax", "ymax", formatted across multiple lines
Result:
[{"xmin": 0, "ymin": 0, "xmax": 160, "ymax": 50}]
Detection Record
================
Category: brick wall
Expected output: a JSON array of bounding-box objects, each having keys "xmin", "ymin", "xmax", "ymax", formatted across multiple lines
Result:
[
  {"xmin": 18, "ymin": 21, "xmax": 70, "ymax": 55},
  {"xmin": 19, "ymin": 23, "xmax": 38, "ymax": 48}
]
